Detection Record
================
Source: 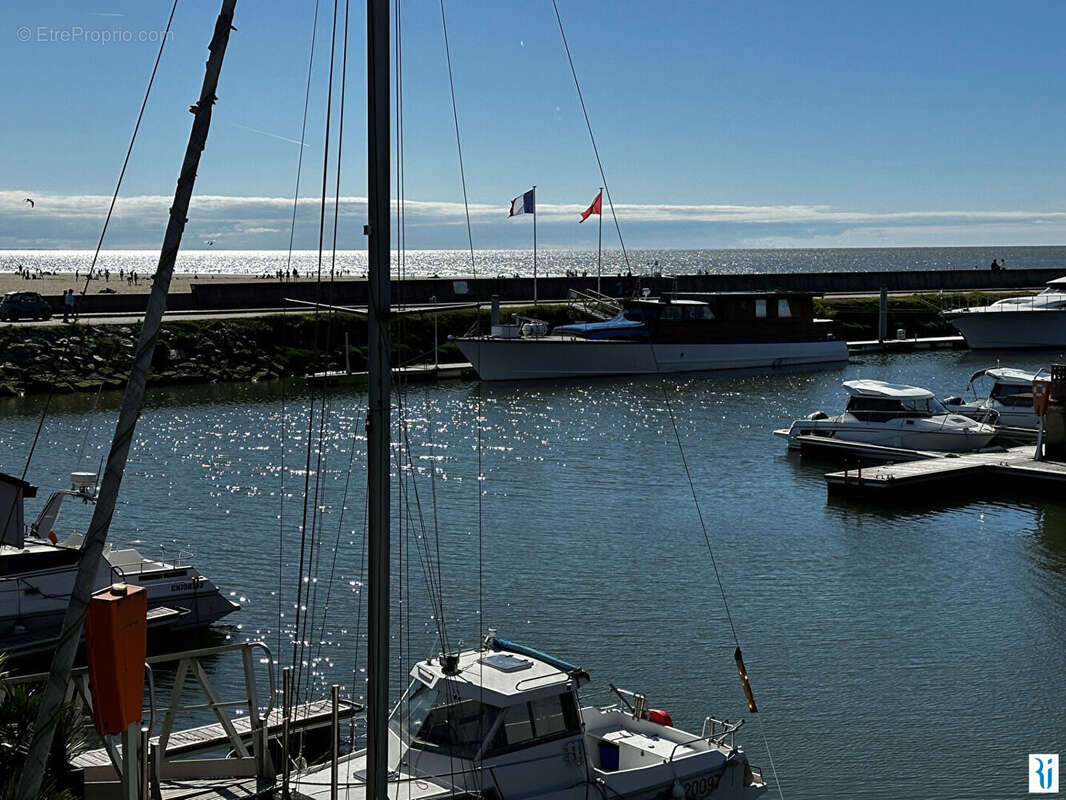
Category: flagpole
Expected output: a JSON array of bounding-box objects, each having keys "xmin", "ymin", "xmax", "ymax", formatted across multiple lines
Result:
[
  {"xmin": 597, "ymin": 186, "xmax": 602, "ymax": 295},
  {"xmin": 532, "ymin": 185, "xmax": 537, "ymax": 306}
]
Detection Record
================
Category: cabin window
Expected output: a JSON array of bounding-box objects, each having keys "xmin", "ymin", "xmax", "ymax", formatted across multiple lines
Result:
[
  {"xmin": 486, "ymin": 693, "xmax": 581, "ymax": 755},
  {"xmin": 755, "ymin": 299, "xmax": 767, "ymax": 318},
  {"xmin": 845, "ymin": 397, "xmax": 909, "ymax": 422},
  {"xmin": 991, "ymin": 383, "xmax": 1033, "ymax": 407},
  {"xmin": 661, "ymin": 306, "xmax": 682, "ymax": 320},
  {"xmin": 403, "ymin": 686, "xmax": 500, "ymax": 759},
  {"xmin": 777, "ymin": 299, "xmax": 792, "ymax": 318},
  {"xmin": 684, "ymin": 305, "xmax": 714, "ymax": 320}
]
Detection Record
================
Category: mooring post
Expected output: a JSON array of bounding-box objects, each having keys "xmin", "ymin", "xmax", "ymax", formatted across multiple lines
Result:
[{"xmin": 878, "ymin": 286, "xmax": 888, "ymax": 343}]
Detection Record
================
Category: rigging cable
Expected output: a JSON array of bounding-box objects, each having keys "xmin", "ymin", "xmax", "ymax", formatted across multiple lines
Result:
[
  {"xmin": 74, "ymin": 0, "xmax": 180, "ymax": 315},
  {"xmin": 550, "ymin": 0, "xmax": 631, "ymax": 273},
  {"xmin": 293, "ymin": 0, "xmax": 342, "ymax": 699},
  {"xmin": 279, "ymin": 0, "xmax": 322, "ymax": 688},
  {"xmin": 655, "ymin": 375, "xmax": 785, "ymax": 799},
  {"xmin": 439, "ymin": 0, "xmax": 477, "ymax": 277}
]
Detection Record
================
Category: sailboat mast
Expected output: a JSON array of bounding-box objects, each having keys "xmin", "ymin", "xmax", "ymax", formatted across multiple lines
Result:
[
  {"xmin": 16, "ymin": 5, "xmax": 239, "ymax": 799},
  {"xmin": 365, "ymin": 0, "xmax": 391, "ymax": 798}
]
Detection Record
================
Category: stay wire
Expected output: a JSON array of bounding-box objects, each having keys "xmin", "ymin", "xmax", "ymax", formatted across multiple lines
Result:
[
  {"xmin": 294, "ymin": 0, "xmax": 342, "ymax": 699},
  {"xmin": 655, "ymin": 374, "xmax": 785, "ymax": 799},
  {"xmin": 75, "ymin": 0, "xmax": 179, "ymax": 315},
  {"xmin": 279, "ymin": 0, "xmax": 322, "ymax": 691},
  {"xmin": 438, "ymin": 0, "xmax": 477, "ymax": 277},
  {"xmin": 313, "ymin": 413, "xmax": 361, "ymax": 661},
  {"xmin": 550, "ymin": 0, "xmax": 631, "ymax": 272}
]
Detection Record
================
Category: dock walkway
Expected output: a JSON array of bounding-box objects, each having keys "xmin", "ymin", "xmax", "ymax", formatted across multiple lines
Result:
[{"xmin": 822, "ymin": 444, "xmax": 1063, "ymax": 498}]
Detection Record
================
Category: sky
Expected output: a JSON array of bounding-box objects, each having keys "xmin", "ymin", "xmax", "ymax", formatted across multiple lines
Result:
[{"xmin": 2, "ymin": 0, "xmax": 1066, "ymax": 251}]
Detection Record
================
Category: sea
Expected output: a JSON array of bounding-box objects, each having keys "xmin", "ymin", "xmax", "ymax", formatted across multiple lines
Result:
[
  {"xmin": 2, "ymin": 245, "xmax": 1066, "ymax": 278},
  {"xmin": 3, "ymin": 349, "xmax": 1064, "ymax": 799}
]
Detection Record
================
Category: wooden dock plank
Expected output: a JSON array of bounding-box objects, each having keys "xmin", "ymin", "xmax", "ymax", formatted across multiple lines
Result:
[
  {"xmin": 72, "ymin": 699, "xmax": 359, "ymax": 772},
  {"xmin": 824, "ymin": 444, "xmax": 1066, "ymax": 498}
]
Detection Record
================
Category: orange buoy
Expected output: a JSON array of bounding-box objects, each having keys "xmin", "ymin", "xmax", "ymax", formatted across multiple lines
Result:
[{"xmin": 85, "ymin": 582, "xmax": 147, "ymax": 735}]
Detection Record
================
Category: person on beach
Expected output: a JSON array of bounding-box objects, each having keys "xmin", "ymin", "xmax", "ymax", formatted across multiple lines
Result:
[{"xmin": 63, "ymin": 289, "xmax": 74, "ymax": 322}]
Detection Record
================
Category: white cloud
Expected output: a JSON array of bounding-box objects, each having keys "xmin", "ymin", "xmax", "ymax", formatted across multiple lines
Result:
[{"xmin": 2, "ymin": 189, "xmax": 1065, "ymax": 249}]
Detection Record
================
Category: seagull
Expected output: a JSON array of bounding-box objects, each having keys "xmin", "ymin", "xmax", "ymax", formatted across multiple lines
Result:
[
  {"xmin": 205, "ymin": 240, "xmax": 215, "ymax": 246},
  {"xmin": 24, "ymin": 198, "xmax": 34, "ymax": 208}
]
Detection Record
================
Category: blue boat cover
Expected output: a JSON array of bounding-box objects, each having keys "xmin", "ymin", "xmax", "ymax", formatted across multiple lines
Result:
[{"xmin": 553, "ymin": 313, "xmax": 647, "ymax": 340}]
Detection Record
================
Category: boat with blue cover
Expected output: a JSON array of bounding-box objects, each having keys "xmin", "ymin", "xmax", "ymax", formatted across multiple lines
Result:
[{"xmin": 454, "ymin": 292, "xmax": 848, "ymax": 381}]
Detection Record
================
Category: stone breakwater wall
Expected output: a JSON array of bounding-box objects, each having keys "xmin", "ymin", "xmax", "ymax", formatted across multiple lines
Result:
[
  {"xmin": 20, "ymin": 267, "xmax": 1065, "ymax": 315},
  {"xmin": 0, "ymin": 306, "xmax": 572, "ymax": 396},
  {"xmin": 0, "ymin": 291, "xmax": 1032, "ymax": 396}
]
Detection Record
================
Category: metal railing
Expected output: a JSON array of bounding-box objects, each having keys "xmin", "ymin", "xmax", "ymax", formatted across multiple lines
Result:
[{"xmin": 567, "ymin": 288, "xmax": 621, "ymax": 321}]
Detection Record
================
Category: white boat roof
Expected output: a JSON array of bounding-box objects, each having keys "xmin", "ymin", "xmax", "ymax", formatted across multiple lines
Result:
[
  {"xmin": 410, "ymin": 646, "xmax": 576, "ymax": 707},
  {"xmin": 983, "ymin": 367, "xmax": 1040, "ymax": 384},
  {"xmin": 1046, "ymin": 276, "xmax": 1066, "ymax": 286},
  {"xmin": 843, "ymin": 379, "xmax": 933, "ymax": 399}
]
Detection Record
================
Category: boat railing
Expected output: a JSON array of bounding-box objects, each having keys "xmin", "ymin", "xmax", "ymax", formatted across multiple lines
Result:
[
  {"xmin": 699, "ymin": 715, "xmax": 745, "ymax": 750},
  {"xmin": 10, "ymin": 640, "xmax": 278, "ymax": 789},
  {"xmin": 567, "ymin": 288, "xmax": 621, "ymax": 321}
]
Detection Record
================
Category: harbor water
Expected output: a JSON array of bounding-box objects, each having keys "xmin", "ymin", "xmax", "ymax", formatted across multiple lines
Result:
[
  {"xmin": 2, "ymin": 348, "xmax": 1064, "ymax": 799},
  {"xmin": 3, "ymin": 244, "xmax": 1066, "ymax": 279}
]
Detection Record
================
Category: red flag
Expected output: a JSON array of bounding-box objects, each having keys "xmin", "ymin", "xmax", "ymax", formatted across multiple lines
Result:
[{"xmin": 579, "ymin": 191, "xmax": 602, "ymax": 223}]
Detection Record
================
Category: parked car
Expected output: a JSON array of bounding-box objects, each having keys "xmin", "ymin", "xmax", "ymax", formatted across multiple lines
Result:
[{"xmin": 0, "ymin": 291, "xmax": 53, "ymax": 321}]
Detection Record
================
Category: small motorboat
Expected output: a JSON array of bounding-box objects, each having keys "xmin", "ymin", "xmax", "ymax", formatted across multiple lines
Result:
[
  {"xmin": 0, "ymin": 470, "xmax": 240, "ymax": 656},
  {"xmin": 942, "ymin": 367, "xmax": 1043, "ymax": 430},
  {"xmin": 783, "ymin": 379, "xmax": 998, "ymax": 452}
]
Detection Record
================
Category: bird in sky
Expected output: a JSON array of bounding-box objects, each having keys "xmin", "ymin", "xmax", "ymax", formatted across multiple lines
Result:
[
  {"xmin": 24, "ymin": 198, "xmax": 34, "ymax": 208},
  {"xmin": 205, "ymin": 240, "xmax": 215, "ymax": 246}
]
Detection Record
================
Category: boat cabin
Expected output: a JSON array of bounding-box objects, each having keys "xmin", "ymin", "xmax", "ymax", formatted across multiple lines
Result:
[
  {"xmin": 553, "ymin": 292, "xmax": 831, "ymax": 343},
  {"xmin": 394, "ymin": 643, "xmax": 585, "ymax": 766},
  {"xmin": 843, "ymin": 380, "xmax": 948, "ymax": 422},
  {"xmin": 0, "ymin": 473, "xmax": 36, "ymax": 549},
  {"xmin": 970, "ymin": 367, "xmax": 1040, "ymax": 407}
]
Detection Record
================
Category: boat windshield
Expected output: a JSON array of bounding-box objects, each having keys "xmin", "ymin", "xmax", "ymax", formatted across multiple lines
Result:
[
  {"xmin": 846, "ymin": 395, "xmax": 946, "ymax": 420},
  {"xmin": 392, "ymin": 682, "xmax": 500, "ymax": 759}
]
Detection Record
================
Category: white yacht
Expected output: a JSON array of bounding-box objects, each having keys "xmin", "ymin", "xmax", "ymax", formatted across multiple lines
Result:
[
  {"xmin": 782, "ymin": 379, "xmax": 998, "ymax": 452},
  {"xmin": 293, "ymin": 634, "xmax": 766, "ymax": 800},
  {"xmin": 0, "ymin": 471, "xmax": 239, "ymax": 655},
  {"xmin": 942, "ymin": 367, "xmax": 1043, "ymax": 429},
  {"xmin": 944, "ymin": 277, "xmax": 1066, "ymax": 348},
  {"xmin": 454, "ymin": 293, "xmax": 847, "ymax": 381}
]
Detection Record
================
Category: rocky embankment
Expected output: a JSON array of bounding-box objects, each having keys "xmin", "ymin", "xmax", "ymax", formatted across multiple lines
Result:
[
  {"xmin": 0, "ymin": 292, "xmax": 1027, "ymax": 396},
  {"xmin": 0, "ymin": 306, "xmax": 574, "ymax": 397}
]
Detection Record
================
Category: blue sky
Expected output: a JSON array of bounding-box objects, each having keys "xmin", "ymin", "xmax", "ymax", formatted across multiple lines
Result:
[{"xmin": 3, "ymin": 0, "xmax": 1065, "ymax": 250}]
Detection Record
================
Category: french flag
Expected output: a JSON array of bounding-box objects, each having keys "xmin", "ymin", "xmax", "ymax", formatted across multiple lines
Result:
[{"xmin": 509, "ymin": 188, "xmax": 535, "ymax": 217}]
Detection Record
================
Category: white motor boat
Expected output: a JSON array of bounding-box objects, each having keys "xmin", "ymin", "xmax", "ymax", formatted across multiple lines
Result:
[
  {"xmin": 0, "ymin": 471, "xmax": 239, "ymax": 655},
  {"xmin": 942, "ymin": 367, "xmax": 1044, "ymax": 429},
  {"xmin": 293, "ymin": 634, "xmax": 766, "ymax": 800},
  {"xmin": 783, "ymin": 379, "xmax": 998, "ymax": 452},
  {"xmin": 944, "ymin": 277, "xmax": 1066, "ymax": 348}
]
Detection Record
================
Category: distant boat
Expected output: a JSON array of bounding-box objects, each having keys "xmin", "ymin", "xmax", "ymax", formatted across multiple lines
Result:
[
  {"xmin": 942, "ymin": 367, "xmax": 1044, "ymax": 429},
  {"xmin": 944, "ymin": 277, "xmax": 1066, "ymax": 348},
  {"xmin": 454, "ymin": 292, "xmax": 847, "ymax": 381},
  {"xmin": 782, "ymin": 379, "xmax": 998, "ymax": 452},
  {"xmin": 0, "ymin": 471, "xmax": 238, "ymax": 656}
]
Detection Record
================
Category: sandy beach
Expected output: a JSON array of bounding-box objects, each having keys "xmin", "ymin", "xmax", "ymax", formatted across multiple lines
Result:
[{"xmin": 0, "ymin": 271, "xmax": 345, "ymax": 297}]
